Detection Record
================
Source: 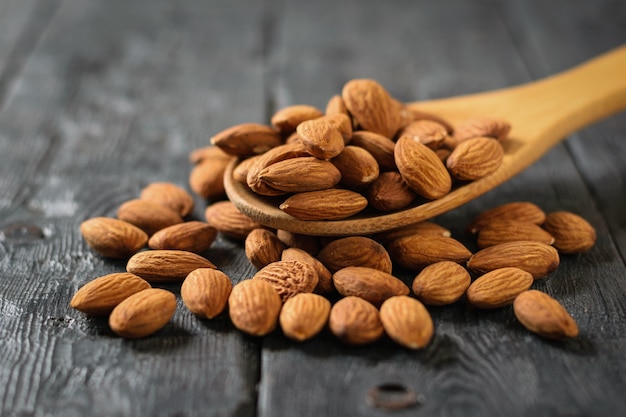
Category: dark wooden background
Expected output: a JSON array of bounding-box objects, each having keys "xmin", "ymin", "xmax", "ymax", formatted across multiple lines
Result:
[{"xmin": 1, "ymin": 0, "xmax": 625, "ymax": 416}]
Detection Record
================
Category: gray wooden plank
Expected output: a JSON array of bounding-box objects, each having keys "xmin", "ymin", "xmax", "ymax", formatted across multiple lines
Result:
[
  {"xmin": 258, "ymin": 0, "xmax": 626, "ymax": 416},
  {"xmin": 0, "ymin": 0, "xmax": 268, "ymax": 416}
]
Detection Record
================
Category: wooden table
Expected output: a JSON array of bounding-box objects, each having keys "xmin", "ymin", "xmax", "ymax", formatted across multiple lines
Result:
[{"xmin": 1, "ymin": 1, "xmax": 625, "ymax": 416}]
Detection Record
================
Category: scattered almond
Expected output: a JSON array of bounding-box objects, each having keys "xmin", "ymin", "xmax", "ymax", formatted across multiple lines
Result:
[
  {"xmin": 126, "ymin": 249, "xmax": 216, "ymax": 282},
  {"xmin": 513, "ymin": 290, "xmax": 579, "ymax": 339},
  {"xmin": 228, "ymin": 279, "xmax": 282, "ymax": 336},
  {"xmin": 467, "ymin": 201, "xmax": 546, "ymax": 234},
  {"xmin": 476, "ymin": 219, "xmax": 555, "ymax": 248},
  {"xmin": 281, "ymin": 247, "xmax": 334, "ymax": 294},
  {"xmin": 253, "ymin": 260, "xmax": 319, "ymax": 303},
  {"xmin": 148, "ymin": 221, "xmax": 217, "ymax": 253},
  {"xmin": 245, "ymin": 229, "xmax": 285, "ymax": 269},
  {"xmin": 317, "ymin": 236, "xmax": 392, "ymax": 274},
  {"xmin": 117, "ymin": 199, "xmax": 183, "ymax": 236},
  {"xmin": 329, "ymin": 296, "xmax": 384, "ymax": 345},
  {"xmin": 279, "ymin": 293, "xmax": 331, "ymax": 342},
  {"xmin": 412, "ymin": 261, "xmax": 471, "ymax": 306},
  {"xmin": 181, "ymin": 268, "xmax": 232, "ymax": 319},
  {"xmin": 466, "ymin": 267, "xmax": 534, "ymax": 309},
  {"xmin": 380, "ymin": 296, "xmax": 434, "ymax": 349},
  {"xmin": 542, "ymin": 211, "xmax": 596, "ymax": 254},
  {"xmin": 467, "ymin": 241, "xmax": 559, "ymax": 279},
  {"xmin": 389, "ymin": 234, "xmax": 472, "ymax": 271},
  {"xmin": 140, "ymin": 182, "xmax": 195, "ymax": 217},
  {"xmin": 109, "ymin": 288, "xmax": 177, "ymax": 338},
  {"xmin": 70, "ymin": 272, "xmax": 151, "ymax": 316},
  {"xmin": 80, "ymin": 217, "xmax": 148, "ymax": 259},
  {"xmin": 332, "ymin": 266, "xmax": 409, "ymax": 307},
  {"xmin": 204, "ymin": 200, "xmax": 263, "ymax": 239},
  {"xmin": 210, "ymin": 122, "xmax": 282, "ymax": 156}
]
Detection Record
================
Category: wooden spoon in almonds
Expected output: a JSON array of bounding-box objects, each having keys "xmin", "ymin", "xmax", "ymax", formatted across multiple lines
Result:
[{"xmin": 224, "ymin": 45, "xmax": 626, "ymax": 236}]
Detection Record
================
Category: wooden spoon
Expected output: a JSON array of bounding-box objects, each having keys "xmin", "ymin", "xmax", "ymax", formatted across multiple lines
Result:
[{"xmin": 224, "ymin": 45, "xmax": 626, "ymax": 236}]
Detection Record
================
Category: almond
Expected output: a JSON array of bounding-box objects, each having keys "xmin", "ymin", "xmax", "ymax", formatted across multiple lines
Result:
[
  {"xmin": 271, "ymin": 104, "xmax": 324, "ymax": 133},
  {"xmin": 126, "ymin": 249, "xmax": 216, "ymax": 282},
  {"xmin": 476, "ymin": 219, "xmax": 555, "ymax": 248},
  {"xmin": 228, "ymin": 279, "xmax": 282, "ymax": 336},
  {"xmin": 210, "ymin": 122, "xmax": 282, "ymax": 156},
  {"xmin": 317, "ymin": 236, "xmax": 392, "ymax": 274},
  {"xmin": 70, "ymin": 272, "xmax": 151, "ymax": 316},
  {"xmin": 542, "ymin": 211, "xmax": 596, "ymax": 254},
  {"xmin": 374, "ymin": 221, "xmax": 451, "ymax": 244},
  {"xmin": 342, "ymin": 79, "xmax": 401, "ymax": 138},
  {"xmin": 258, "ymin": 157, "xmax": 342, "ymax": 192},
  {"xmin": 446, "ymin": 136, "xmax": 504, "ymax": 181},
  {"xmin": 366, "ymin": 171, "xmax": 416, "ymax": 212},
  {"xmin": 246, "ymin": 142, "xmax": 310, "ymax": 196},
  {"xmin": 454, "ymin": 117, "xmax": 511, "ymax": 143},
  {"xmin": 245, "ymin": 228, "xmax": 285, "ymax": 269},
  {"xmin": 233, "ymin": 155, "xmax": 261, "ymax": 184},
  {"xmin": 331, "ymin": 146, "xmax": 379, "ymax": 189},
  {"xmin": 467, "ymin": 241, "xmax": 559, "ymax": 279},
  {"xmin": 181, "ymin": 268, "xmax": 232, "ymax": 319},
  {"xmin": 80, "ymin": 217, "xmax": 148, "ymax": 258},
  {"xmin": 332, "ymin": 266, "xmax": 409, "ymax": 307},
  {"xmin": 329, "ymin": 296, "xmax": 384, "ymax": 345},
  {"xmin": 117, "ymin": 199, "xmax": 183, "ymax": 236},
  {"xmin": 296, "ymin": 117, "xmax": 345, "ymax": 159},
  {"xmin": 148, "ymin": 221, "xmax": 217, "ymax": 253},
  {"xmin": 412, "ymin": 261, "xmax": 471, "ymax": 306},
  {"xmin": 204, "ymin": 200, "xmax": 263, "ymax": 239},
  {"xmin": 279, "ymin": 189, "xmax": 368, "ymax": 221},
  {"xmin": 320, "ymin": 113, "xmax": 353, "ymax": 142},
  {"xmin": 109, "ymin": 288, "xmax": 177, "ymax": 338},
  {"xmin": 467, "ymin": 201, "xmax": 546, "ymax": 234},
  {"xmin": 398, "ymin": 119, "xmax": 448, "ymax": 149},
  {"xmin": 253, "ymin": 260, "xmax": 319, "ymax": 303},
  {"xmin": 466, "ymin": 267, "xmax": 534, "ymax": 309},
  {"xmin": 395, "ymin": 135, "xmax": 452, "ymax": 199},
  {"xmin": 281, "ymin": 247, "xmax": 334, "ymax": 293},
  {"xmin": 279, "ymin": 293, "xmax": 331, "ymax": 342},
  {"xmin": 189, "ymin": 156, "xmax": 232, "ymax": 201},
  {"xmin": 513, "ymin": 290, "xmax": 579, "ymax": 339},
  {"xmin": 389, "ymin": 234, "xmax": 472, "ymax": 271},
  {"xmin": 325, "ymin": 94, "xmax": 350, "ymax": 118},
  {"xmin": 380, "ymin": 296, "xmax": 434, "ymax": 349},
  {"xmin": 349, "ymin": 131, "xmax": 396, "ymax": 172},
  {"xmin": 406, "ymin": 108, "xmax": 454, "ymax": 134},
  {"xmin": 140, "ymin": 182, "xmax": 195, "ymax": 217}
]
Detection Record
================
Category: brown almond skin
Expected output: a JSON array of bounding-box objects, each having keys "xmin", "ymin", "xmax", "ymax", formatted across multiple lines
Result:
[
  {"xmin": 140, "ymin": 182, "xmax": 195, "ymax": 217},
  {"xmin": 446, "ymin": 136, "xmax": 504, "ymax": 181},
  {"xmin": 181, "ymin": 268, "xmax": 232, "ymax": 319},
  {"xmin": 281, "ymin": 247, "xmax": 334, "ymax": 294},
  {"xmin": 412, "ymin": 261, "xmax": 471, "ymax": 306},
  {"xmin": 317, "ymin": 236, "xmax": 392, "ymax": 274},
  {"xmin": 148, "ymin": 221, "xmax": 217, "ymax": 253},
  {"xmin": 253, "ymin": 260, "xmax": 319, "ymax": 303},
  {"xmin": 233, "ymin": 155, "xmax": 261, "ymax": 184},
  {"xmin": 296, "ymin": 118, "xmax": 345, "ymax": 159},
  {"xmin": 109, "ymin": 288, "xmax": 177, "ymax": 338},
  {"xmin": 258, "ymin": 157, "xmax": 342, "ymax": 193},
  {"xmin": 80, "ymin": 217, "xmax": 148, "ymax": 259},
  {"xmin": 389, "ymin": 234, "xmax": 472, "ymax": 271},
  {"xmin": 380, "ymin": 296, "xmax": 434, "ymax": 349},
  {"xmin": 513, "ymin": 290, "xmax": 579, "ymax": 339},
  {"xmin": 204, "ymin": 200, "xmax": 263, "ymax": 240},
  {"xmin": 280, "ymin": 189, "xmax": 368, "ymax": 221},
  {"xmin": 277, "ymin": 230, "xmax": 322, "ymax": 255},
  {"xmin": 331, "ymin": 146, "xmax": 380, "ymax": 190},
  {"xmin": 70, "ymin": 272, "xmax": 151, "ymax": 316},
  {"xmin": 395, "ymin": 135, "xmax": 452, "ymax": 199},
  {"xmin": 228, "ymin": 279, "xmax": 282, "ymax": 336},
  {"xmin": 189, "ymin": 156, "xmax": 232, "ymax": 201},
  {"xmin": 188, "ymin": 145, "xmax": 232, "ymax": 165},
  {"xmin": 279, "ymin": 293, "xmax": 331, "ymax": 342},
  {"xmin": 126, "ymin": 250, "xmax": 216, "ymax": 282},
  {"xmin": 271, "ymin": 104, "xmax": 324, "ymax": 134},
  {"xmin": 245, "ymin": 229, "xmax": 285, "ymax": 269},
  {"xmin": 466, "ymin": 267, "xmax": 534, "ymax": 309},
  {"xmin": 349, "ymin": 131, "xmax": 396, "ymax": 172},
  {"xmin": 477, "ymin": 219, "xmax": 555, "ymax": 249},
  {"xmin": 454, "ymin": 117, "xmax": 511, "ymax": 143},
  {"xmin": 332, "ymin": 266, "xmax": 409, "ymax": 307},
  {"xmin": 325, "ymin": 94, "xmax": 349, "ymax": 118},
  {"xmin": 398, "ymin": 119, "xmax": 448, "ymax": 149},
  {"xmin": 366, "ymin": 171, "xmax": 416, "ymax": 212},
  {"xmin": 117, "ymin": 199, "xmax": 183, "ymax": 236},
  {"xmin": 318, "ymin": 113, "xmax": 353, "ymax": 143},
  {"xmin": 468, "ymin": 201, "xmax": 546, "ymax": 234},
  {"xmin": 406, "ymin": 108, "xmax": 454, "ymax": 134},
  {"xmin": 467, "ymin": 241, "xmax": 559, "ymax": 279},
  {"xmin": 246, "ymin": 142, "xmax": 310, "ymax": 196},
  {"xmin": 329, "ymin": 296, "xmax": 384, "ymax": 345},
  {"xmin": 342, "ymin": 79, "xmax": 402, "ymax": 139},
  {"xmin": 542, "ymin": 211, "xmax": 596, "ymax": 254},
  {"xmin": 210, "ymin": 122, "xmax": 282, "ymax": 156}
]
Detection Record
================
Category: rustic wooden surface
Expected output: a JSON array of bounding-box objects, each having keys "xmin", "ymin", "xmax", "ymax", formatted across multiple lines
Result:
[{"xmin": 0, "ymin": 1, "xmax": 625, "ymax": 416}]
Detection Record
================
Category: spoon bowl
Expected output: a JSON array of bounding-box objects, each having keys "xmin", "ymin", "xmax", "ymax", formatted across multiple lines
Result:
[{"xmin": 224, "ymin": 45, "xmax": 626, "ymax": 236}]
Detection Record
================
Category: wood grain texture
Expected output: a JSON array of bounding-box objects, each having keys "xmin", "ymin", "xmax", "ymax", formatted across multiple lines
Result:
[{"xmin": 0, "ymin": 0, "xmax": 625, "ymax": 416}]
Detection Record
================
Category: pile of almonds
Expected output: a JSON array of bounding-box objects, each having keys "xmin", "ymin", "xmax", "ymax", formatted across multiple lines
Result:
[{"xmin": 73, "ymin": 78, "xmax": 597, "ymax": 349}]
